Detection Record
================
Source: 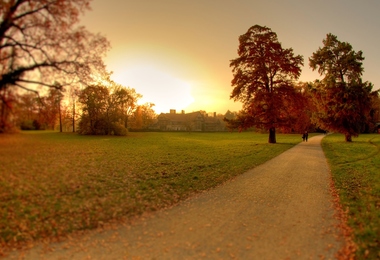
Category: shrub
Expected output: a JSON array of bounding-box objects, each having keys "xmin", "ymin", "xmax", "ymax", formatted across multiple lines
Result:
[{"xmin": 20, "ymin": 120, "xmax": 35, "ymax": 130}]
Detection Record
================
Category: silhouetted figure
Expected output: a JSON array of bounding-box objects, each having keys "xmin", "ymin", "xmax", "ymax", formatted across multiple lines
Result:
[{"xmin": 303, "ymin": 131, "xmax": 308, "ymax": 142}]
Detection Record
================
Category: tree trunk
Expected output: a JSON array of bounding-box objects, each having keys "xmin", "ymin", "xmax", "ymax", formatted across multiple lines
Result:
[
  {"xmin": 269, "ymin": 127, "xmax": 276, "ymax": 143},
  {"xmin": 345, "ymin": 133, "xmax": 352, "ymax": 142},
  {"xmin": 58, "ymin": 101, "xmax": 62, "ymax": 132},
  {"xmin": 0, "ymin": 90, "xmax": 5, "ymax": 132},
  {"xmin": 72, "ymin": 102, "xmax": 75, "ymax": 132}
]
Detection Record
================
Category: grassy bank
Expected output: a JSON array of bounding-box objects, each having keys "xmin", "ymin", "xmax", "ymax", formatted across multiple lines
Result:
[
  {"xmin": 0, "ymin": 131, "xmax": 302, "ymax": 249},
  {"xmin": 322, "ymin": 134, "xmax": 380, "ymax": 259}
]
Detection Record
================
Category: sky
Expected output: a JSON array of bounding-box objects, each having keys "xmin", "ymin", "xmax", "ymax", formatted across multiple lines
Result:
[{"xmin": 80, "ymin": 0, "xmax": 380, "ymax": 115}]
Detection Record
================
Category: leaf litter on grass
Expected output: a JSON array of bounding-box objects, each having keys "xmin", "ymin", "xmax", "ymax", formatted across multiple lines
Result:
[
  {"xmin": 322, "ymin": 134, "xmax": 380, "ymax": 259},
  {"xmin": 0, "ymin": 131, "xmax": 301, "ymax": 254}
]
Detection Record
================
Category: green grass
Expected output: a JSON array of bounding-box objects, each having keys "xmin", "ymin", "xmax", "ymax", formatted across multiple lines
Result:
[
  {"xmin": 322, "ymin": 134, "xmax": 380, "ymax": 259},
  {"xmin": 0, "ymin": 131, "xmax": 302, "ymax": 248}
]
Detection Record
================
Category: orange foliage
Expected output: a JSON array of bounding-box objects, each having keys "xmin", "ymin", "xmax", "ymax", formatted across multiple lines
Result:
[
  {"xmin": 228, "ymin": 25, "xmax": 304, "ymax": 142},
  {"xmin": 0, "ymin": 0, "xmax": 110, "ymax": 132}
]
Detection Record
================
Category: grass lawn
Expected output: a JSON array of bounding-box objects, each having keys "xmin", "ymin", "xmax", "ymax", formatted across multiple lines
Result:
[
  {"xmin": 322, "ymin": 134, "xmax": 380, "ymax": 259},
  {"xmin": 0, "ymin": 131, "xmax": 302, "ymax": 249}
]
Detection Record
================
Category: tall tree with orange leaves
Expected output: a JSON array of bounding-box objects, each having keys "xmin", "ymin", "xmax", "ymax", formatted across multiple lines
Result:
[{"xmin": 227, "ymin": 25, "xmax": 304, "ymax": 143}]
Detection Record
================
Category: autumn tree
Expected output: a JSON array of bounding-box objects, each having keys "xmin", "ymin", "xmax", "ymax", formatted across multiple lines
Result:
[
  {"xmin": 0, "ymin": 86, "xmax": 16, "ymax": 131},
  {"xmin": 224, "ymin": 110, "xmax": 237, "ymax": 121},
  {"xmin": 140, "ymin": 103, "xmax": 156, "ymax": 129},
  {"xmin": 67, "ymin": 86, "xmax": 81, "ymax": 132},
  {"xmin": 38, "ymin": 88, "xmax": 63, "ymax": 130},
  {"xmin": 14, "ymin": 92, "xmax": 40, "ymax": 129},
  {"xmin": 369, "ymin": 91, "xmax": 380, "ymax": 132},
  {"xmin": 284, "ymin": 82, "xmax": 314, "ymax": 133},
  {"xmin": 130, "ymin": 103, "xmax": 156, "ymax": 130},
  {"xmin": 12, "ymin": 89, "xmax": 63, "ymax": 130},
  {"xmin": 77, "ymin": 85, "xmax": 109, "ymax": 135},
  {"xmin": 57, "ymin": 104, "xmax": 74, "ymax": 132},
  {"xmin": 227, "ymin": 25, "xmax": 304, "ymax": 143},
  {"xmin": 77, "ymin": 83, "xmax": 142, "ymax": 135},
  {"xmin": 223, "ymin": 110, "xmax": 237, "ymax": 131},
  {"xmin": 110, "ymin": 84, "xmax": 142, "ymax": 129},
  {"xmin": 0, "ymin": 0, "xmax": 109, "ymax": 132},
  {"xmin": 309, "ymin": 33, "xmax": 374, "ymax": 141},
  {"xmin": 365, "ymin": 90, "xmax": 380, "ymax": 133}
]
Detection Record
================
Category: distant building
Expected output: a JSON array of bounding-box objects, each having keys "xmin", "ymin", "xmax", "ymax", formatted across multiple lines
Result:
[{"xmin": 155, "ymin": 109, "xmax": 224, "ymax": 132}]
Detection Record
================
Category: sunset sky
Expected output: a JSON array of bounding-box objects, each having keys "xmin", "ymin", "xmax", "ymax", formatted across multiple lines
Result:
[{"xmin": 80, "ymin": 0, "xmax": 380, "ymax": 114}]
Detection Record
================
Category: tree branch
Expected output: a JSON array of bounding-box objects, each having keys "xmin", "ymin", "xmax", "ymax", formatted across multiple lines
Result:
[
  {"xmin": 16, "ymin": 79, "xmax": 62, "ymax": 89},
  {"xmin": 14, "ymin": 82, "xmax": 43, "ymax": 100}
]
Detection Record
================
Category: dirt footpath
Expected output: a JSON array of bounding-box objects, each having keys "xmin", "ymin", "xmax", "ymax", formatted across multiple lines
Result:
[{"xmin": 8, "ymin": 135, "xmax": 345, "ymax": 259}]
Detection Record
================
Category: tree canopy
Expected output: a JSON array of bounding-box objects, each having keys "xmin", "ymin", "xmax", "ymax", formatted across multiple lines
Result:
[
  {"xmin": 309, "ymin": 34, "xmax": 364, "ymax": 84},
  {"xmin": 309, "ymin": 33, "xmax": 374, "ymax": 141},
  {"xmin": 0, "ymin": 0, "xmax": 110, "ymax": 132},
  {"xmin": 228, "ymin": 25, "xmax": 304, "ymax": 143},
  {"xmin": 0, "ymin": 0, "xmax": 109, "ymax": 91},
  {"xmin": 77, "ymin": 83, "xmax": 142, "ymax": 135}
]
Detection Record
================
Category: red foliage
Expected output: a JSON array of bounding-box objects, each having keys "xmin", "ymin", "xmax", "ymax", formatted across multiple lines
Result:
[{"xmin": 228, "ymin": 25, "xmax": 305, "ymax": 141}]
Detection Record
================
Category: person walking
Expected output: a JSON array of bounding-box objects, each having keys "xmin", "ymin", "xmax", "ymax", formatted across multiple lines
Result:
[{"xmin": 304, "ymin": 131, "xmax": 308, "ymax": 142}]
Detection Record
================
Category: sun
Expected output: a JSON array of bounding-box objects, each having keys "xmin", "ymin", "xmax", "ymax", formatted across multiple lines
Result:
[{"xmin": 111, "ymin": 63, "xmax": 194, "ymax": 114}]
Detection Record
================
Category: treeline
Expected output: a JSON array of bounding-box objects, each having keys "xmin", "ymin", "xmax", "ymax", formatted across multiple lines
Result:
[
  {"xmin": 4, "ymin": 82, "xmax": 156, "ymax": 135},
  {"xmin": 226, "ymin": 25, "xmax": 380, "ymax": 142},
  {"xmin": 227, "ymin": 81, "xmax": 380, "ymax": 135},
  {"xmin": 77, "ymin": 83, "xmax": 155, "ymax": 135},
  {"xmin": 0, "ymin": 0, "xmax": 379, "ymax": 142}
]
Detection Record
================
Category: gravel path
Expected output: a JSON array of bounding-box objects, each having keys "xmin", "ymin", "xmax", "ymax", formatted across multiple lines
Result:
[{"xmin": 8, "ymin": 135, "xmax": 344, "ymax": 259}]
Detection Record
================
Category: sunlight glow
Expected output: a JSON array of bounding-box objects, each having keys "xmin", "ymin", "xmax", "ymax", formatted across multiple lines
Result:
[{"xmin": 111, "ymin": 64, "xmax": 194, "ymax": 114}]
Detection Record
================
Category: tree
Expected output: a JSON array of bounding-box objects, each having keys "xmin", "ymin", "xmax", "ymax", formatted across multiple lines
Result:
[
  {"xmin": 365, "ymin": 90, "xmax": 379, "ymax": 133},
  {"xmin": 77, "ymin": 83, "xmax": 142, "ymax": 135},
  {"xmin": 224, "ymin": 110, "xmax": 237, "ymax": 121},
  {"xmin": 38, "ymin": 88, "xmax": 63, "ymax": 130},
  {"xmin": 78, "ymin": 85, "xmax": 109, "ymax": 135},
  {"xmin": 228, "ymin": 25, "xmax": 303, "ymax": 143},
  {"xmin": 0, "ymin": 0, "xmax": 109, "ymax": 132},
  {"xmin": 140, "ymin": 103, "xmax": 156, "ymax": 129},
  {"xmin": 14, "ymin": 92, "xmax": 40, "ymax": 129},
  {"xmin": 132, "ymin": 106, "xmax": 143, "ymax": 129},
  {"xmin": 130, "ymin": 103, "xmax": 156, "ymax": 130},
  {"xmin": 309, "ymin": 33, "xmax": 374, "ymax": 141},
  {"xmin": 67, "ymin": 85, "xmax": 80, "ymax": 132},
  {"xmin": 58, "ymin": 103, "xmax": 74, "ymax": 132},
  {"xmin": 223, "ymin": 110, "xmax": 237, "ymax": 131},
  {"xmin": 0, "ymin": 85, "xmax": 16, "ymax": 132},
  {"xmin": 110, "ymin": 84, "xmax": 141, "ymax": 129},
  {"xmin": 284, "ymin": 82, "xmax": 314, "ymax": 133},
  {"xmin": 369, "ymin": 91, "xmax": 380, "ymax": 132},
  {"xmin": 12, "ymin": 88, "xmax": 63, "ymax": 130}
]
